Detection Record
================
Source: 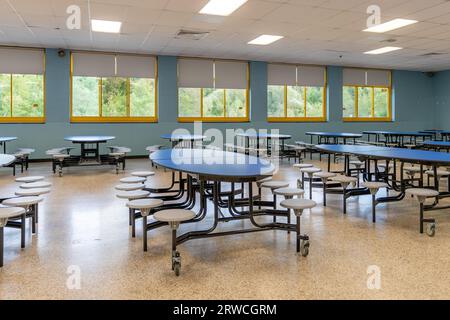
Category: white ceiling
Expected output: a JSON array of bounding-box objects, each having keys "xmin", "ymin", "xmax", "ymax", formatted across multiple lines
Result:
[{"xmin": 1, "ymin": 0, "xmax": 450, "ymax": 71}]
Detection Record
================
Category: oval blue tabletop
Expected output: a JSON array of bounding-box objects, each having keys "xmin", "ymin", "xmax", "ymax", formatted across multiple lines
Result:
[
  {"xmin": 64, "ymin": 136, "xmax": 116, "ymax": 143},
  {"xmin": 151, "ymin": 149, "xmax": 275, "ymax": 182}
]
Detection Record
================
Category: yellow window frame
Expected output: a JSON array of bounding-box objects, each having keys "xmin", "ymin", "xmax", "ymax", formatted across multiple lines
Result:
[
  {"xmin": 70, "ymin": 52, "xmax": 158, "ymax": 123},
  {"xmin": 0, "ymin": 53, "xmax": 46, "ymax": 124},
  {"xmin": 343, "ymin": 85, "xmax": 392, "ymax": 122},
  {"xmin": 178, "ymin": 87, "xmax": 250, "ymax": 123},
  {"xmin": 177, "ymin": 59, "xmax": 250, "ymax": 123},
  {"xmin": 267, "ymin": 85, "xmax": 327, "ymax": 123}
]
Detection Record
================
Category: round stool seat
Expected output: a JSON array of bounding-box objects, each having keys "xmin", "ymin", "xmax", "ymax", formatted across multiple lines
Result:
[
  {"xmin": 126, "ymin": 199, "xmax": 163, "ymax": 210},
  {"xmin": 116, "ymin": 190, "xmax": 150, "ymax": 200},
  {"xmin": 274, "ymin": 188, "xmax": 305, "ymax": 197},
  {"xmin": 404, "ymin": 166, "xmax": 422, "ymax": 173},
  {"xmin": 280, "ymin": 199, "xmax": 317, "ymax": 211},
  {"xmin": 293, "ymin": 163, "xmax": 314, "ymax": 169},
  {"xmin": 261, "ymin": 181, "xmax": 290, "ymax": 190},
  {"xmin": 3, "ymin": 196, "xmax": 44, "ymax": 207},
  {"xmin": 314, "ymin": 172, "xmax": 337, "ymax": 179},
  {"xmin": 131, "ymin": 171, "xmax": 155, "ymax": 178},
  {"xmin": 120, "ymin": 176, "xmax": 146, "ymax": 184},
  {"xmin": 404, "ymin": 144, "xmax": 416, "ymax": 149},
  {"xmin": 153, "ymin": 209, "xmax": 196, "ymax": 223},
  {"xmin": 20, "ymin": 181, "xmax": 52, "ymax": 189},
  {"xmin": 300, "ymin": 167, "xmax": 322, "ymax": 174},
  {"xmin": 109, "ymin": 152, "xmax": 125, "ymax": 158},
  {"xmin": 17, "ymin": 148, "xmax": 35, "ymax": 154},
  {"xmin": 406, "ymin": 188, "xmax": 439, "ymax": 203},
  {"xmin": 146, "ymin": 145, "xmax": 162, "ymax": 152},
  {"xmin": 256, "ymin": 177, "xmax": 272, "ymax": 187},
  {"xmin": 0, "ymin": 207, "xmax": 26, "ymax": 226},
  {"xmin": 349, "ymin": 160, "xmax": 364, "ymax": 167},
  {"xmin": 406, "ymin": 188, "xmax": 439, "ymax": 198},
  {"xmin": 363, "ymin": 182, "xmax": 388, "ymax": 189},
  {"xmin": 53, "ymin": 154, "xmax": 70, "ymax": 160},
  {"xmin": 115, "ymin": 183, "xmax": 144, "ymax": 191},
  {"xmin": 15, "ymin": 176, "xmax": 44, "ymax": 183},
  {"xmin": 332, "ymin": 175, "xmax": 358, "ymax": 183},
  {"xmin": 425, "ymin": 170, "xmax": 449, "ymax": 177},
  {"xmin": 363, "ymin": 182, "xmax": 388, "ymax": 195},
  {"xmin": 15, "ymin": 188, "xmax": 51, "ymax": 197}
]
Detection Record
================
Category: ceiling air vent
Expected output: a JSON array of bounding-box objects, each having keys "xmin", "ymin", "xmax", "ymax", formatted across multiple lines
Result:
[{"xmin": 175, "ymin": 29, "xmax": 210, "ymax": 40}]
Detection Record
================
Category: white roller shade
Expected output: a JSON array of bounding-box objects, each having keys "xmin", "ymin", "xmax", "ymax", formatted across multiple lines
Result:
[
  {"xmin": 367, "ymin": 69, "xmax": 391, "ymax": 86},
  {"xmin": 214, "ymin": 60, "xmax": 247, "ymax": 89},
  {"xmin": 297, "ymin": 65, "xmax": 325, "ymax": 86},
  {"xmin": 72, "ymin": 52, "xmax": 116, "ymax": 77},
  {"xmin": 178, "ymin": 58, "xmax": 214, "ymax": 88},
  {"xmin": 116, "ymin": 55, "xmax": 156, "ymax": 78},
  {"xmin": 0, "ymin": 47, "xmax": 44, "ymax": 74},
  {"xmin": 268, "ymin": 63, "xmax": 296, "ymax": 86},
  {"xmin": 343, "ymin": 68, "xmax": 367, "ymax": 86}
]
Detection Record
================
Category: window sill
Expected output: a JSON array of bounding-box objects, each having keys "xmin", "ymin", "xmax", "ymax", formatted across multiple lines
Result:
[
  {"xmin": 343, "ymin": 117, "xmax": 393, "ymax": 122},
  {"xmin": 267, "ymin": 117, "xmax": 327, "ymax": 123},
  {"xmin": 0, "ymin": 117, "xmax": 46, "ymax": 124},
  {"xmin": 70, "ymin": 117, "xmax": 158, "ymax": 123},
  {"xmin": 178, "ymin": 117, "xmax": 250, "ymax": 123}
]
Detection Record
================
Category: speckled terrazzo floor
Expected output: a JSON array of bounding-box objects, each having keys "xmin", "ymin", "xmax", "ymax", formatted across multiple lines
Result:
[{"xmin": 0, "ymin": 158, "xmax": 449, "ymax": 300}]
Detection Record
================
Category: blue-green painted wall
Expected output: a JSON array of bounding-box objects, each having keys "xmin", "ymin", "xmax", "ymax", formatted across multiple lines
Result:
[
  {"xmin": 433, "ymin": 71, "xmax": 450, "ymax": 129},
  {"xmin": 0, "ymin": 49, "xmax": 437, "ymax": 158}
]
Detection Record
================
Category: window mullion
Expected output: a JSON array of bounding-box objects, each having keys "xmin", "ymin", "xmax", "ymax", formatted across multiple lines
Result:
[
  {"xmin": 355, "ymin": 86, "xmax": 359, "ymax": 118},
  {"xmin": 126, "ymin": 78, "xmax": 131, "ymax": 117},
  {"xmin": 223, "ymin": 89, "xmax": 226, "ymax": 118},
  {"xmin": 99, "ymin": 78, "xmax": 103, "ymax": 118},
  {"xmin": 371, "ymin": 87, "xmax": 375, "ymax": 118},
  {"xmin": 284, "ymin": 85, "xmax": 288, "ymax": 118},
  {"xmin": 10, "ymin": 74, "xmax": 13, "ymax": 118},
  {"xmin": 200, "ymin": 88, "xmax": 204, "ymax": 118},
  {"xmin": 304, "ymin": 87, "xmax": 307, "ymax": 118}
]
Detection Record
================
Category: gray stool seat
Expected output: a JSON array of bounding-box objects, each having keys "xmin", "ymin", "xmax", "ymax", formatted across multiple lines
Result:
[
  {"xmin": 131, "ymin": 171, "xmax": 155, "ymax": 178},
  {"xmin": 349, "ymin": 160, "xmax": 364, "ymax": 167},
  {"xmin": 300, "ymin": 167, "xmax": 322, "ymax": 174},
  {"xmin": 280, "ymin": 198, "xmax": 316, "ymax": 211},
  {"xmin": 108, "ymin": 146, "xmax": 131, "ymax": 153},
  {"xmin": 314, "ymin": 172, "xmax": 337, "ymax": 179},
  {"xmin": 146, "ymin": 145, "xmax": 163, "ymax": 152},
  {"xmin": 17, "ymin": 148, "xmax": 35, "ymax": 154},
  {"xmin": 425, "ymin": 169, "xmax": 449, "ymax": 177},
  {"xmin": 261, "ymin": 181, "xmax": 290, "ymax": 190},
  {"xmin": 153, "ymin": 209, "xmax": 196, "ymax": 223},
  {"xmin": 293, "ymin": 163, "xmax": 314, "ymax": 169},
  {"xmin": 115, "ymin": 183, "xmax": 144, "ymax": 191},
  {"xmin": 126, "ymin": 199, "xmax": 163, "ymax": 211},
  {"xmin": 406, "ymin": 188, "xmax": 439, "ymax": 201},
  {"xmin": 404, "ymin": 166, "xmax": 422, "ymax": 173},
  {"xmin": 15, "ymin": 188, "xmax": 51, "ymax": 197},
  {"xmin": 363, "ymin": 182, "xmax": 388, "ymax": 193},
  {"xmin": 405, "ymin": 188, "xmax": 439, "ymax": 236},
  {"xmin": 116, "ymin": 190, "xmax": 150, "ymax": 200},
  {"xmin": 274, "ymin": 188, "xmax": 305, "ymax": 197},
  {"xmin": 0, "ymin": 207, "xmax": 26, "ymax": 224},
  {"xmin": 109, "ymin": 152, "xmax": 125, "ymax": 158},
  {"xmin": 332, "ymin": 175, "xmax": 357, "ymax": 185},
  {"xmin": 53, "ymin": 154, "xmax": 70, "ymax": 160},
  {"xmin": 15, "ymin": 176, "xmax": 44, "ymax": 183},
  {"xmin": 120, "ymin": 176, "xmax": 147, "ymax": 184},
  {"xmin": 256, "ymin": 177, "xmax": 272, "ymax": 188},
  {"xmin": 3, "ymin": 196, "xmax": 44, "ymax": 207},
  {"xmin": 20, "ymin": 181, "xmax": 52, "ymax": 189}
]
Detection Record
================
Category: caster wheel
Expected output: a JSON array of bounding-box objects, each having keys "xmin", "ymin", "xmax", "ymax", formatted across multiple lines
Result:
[
  {"xmin": 300, "ymin": 240, "xmax": 310, "ymax": 257},
  {"xmin": 58, "ymin": 172, "xmax": 63, "ymax": 177},
  {"xmin": 174, "ymin": 262, "xmax": 181, "ymax": 276},
  {"xmin": 427, "ymin": 223, "xmax": 436, "ymax": 237}
]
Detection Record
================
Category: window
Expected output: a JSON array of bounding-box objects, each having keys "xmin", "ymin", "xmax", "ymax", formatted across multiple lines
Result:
[
  {"xmin": 178, "ymin": 58, "xmax": 249, "ymax": 122},
  {"xmin": 267, "ymin": 64, "xmax": 327, "ymax": 122},
  {"xmin": 0, "ymin": 48, "xmax": 45, "ymax": 123},
  {"xmin": 342, "ymin": 68, "xmax": 392, "ymax": 121},
  {"xmin": 71, "ymin": 52, "xmax": 157, "ymax": 122}
]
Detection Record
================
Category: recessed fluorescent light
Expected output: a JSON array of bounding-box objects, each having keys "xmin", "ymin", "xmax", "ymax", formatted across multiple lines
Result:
[
  {"xmin": 248, "ymin": 35, "xmax": 284, "ymax": 45},
  {"xmin": 199, "ymin": 0, "xmax": 248, "ymax": 16},
  {"xmin": 91, "ymin": 19, "xmax": 122, "ymax": 33},
  {"xmin": 363, "ymin": 18, "xmax": 418, "ymax": 33},
  {"xmin": 364, "ymin": 46, "xmax": 402, "ymax": 55}
]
